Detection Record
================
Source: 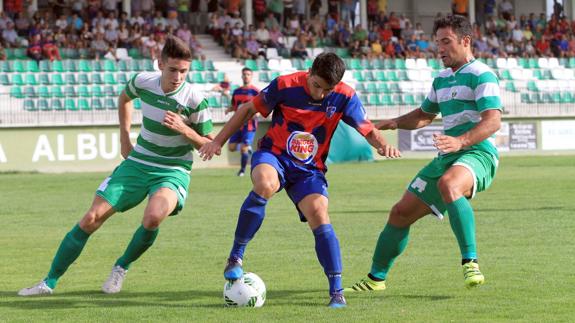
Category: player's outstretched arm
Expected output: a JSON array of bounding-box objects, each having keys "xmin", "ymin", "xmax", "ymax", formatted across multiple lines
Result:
[
  {"xmin": 118, "ymin": 90, "xmax": 134, "ymax": 159},
  {"xmin": 198, "ymin": 101, "xmax": 258, "ymax": 161},
  {"xmin": 365, "ymin": 128, "xmax": 401, "ymax": 158},
  {"xmin": 433, "ymin": 109, "xmax": 501, "ymax": 154},
  {"xmin": 162, "ymin": 110, "xmax": 213, "ymax": 149},
  {"xmin": 375, "ymin": 108, "xmax": 437, "ymax": 131}
]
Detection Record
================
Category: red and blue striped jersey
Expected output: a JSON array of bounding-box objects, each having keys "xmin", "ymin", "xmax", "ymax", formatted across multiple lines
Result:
[
  {"xmin": 252, "ymin": 71, "xmax": 374, "ymax": 172},
  {"xmin": 232, "ymin": 85, "xmax": 260, "ymax": 132}
]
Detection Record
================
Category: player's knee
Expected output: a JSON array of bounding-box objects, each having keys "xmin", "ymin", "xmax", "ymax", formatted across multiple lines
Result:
[
  {"xmin": 388, "ymin": 203, "xmax": 412, "ymax": 228},
  {"xmin": 79, "ymin": 210, "xmax": 103, "ymax": 233},
  {"xmin": 142, "ymin": 214, "xmax": 163, "ymax": 229},
  {"xmin": 253, "ymin": 181, "xmax": 278, "ymax": 199}
]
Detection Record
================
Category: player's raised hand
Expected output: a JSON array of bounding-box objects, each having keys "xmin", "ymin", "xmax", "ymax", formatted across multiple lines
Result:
[
  {"xmin": 433, "ymin": 133, "xmax": 463, "ymax": 153},
  {"xmin": 377, "ymin": 145, "xmax": 401, "ymax": 158},
  {"xmin": 163, "ymin": 110, "xmax": 187, "ymax": 134},
  {"xmin": 375, "ymin": 119, "xmax": 398, "ymax": 130},
  {"xmin": 198, "ymin": 141, "xmax": 222, "ymax": 161}
]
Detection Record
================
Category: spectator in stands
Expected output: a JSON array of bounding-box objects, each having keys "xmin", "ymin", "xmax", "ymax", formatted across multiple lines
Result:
[
  {"xmin": 511, "ymin": 24, "xmax": 524, "ymax": 43},
  {"xmin": 535, "ymin": 35, "xmax": 551, "ymax": 56},
  {"xmin": 221, "ymin": 22, "xmax": 232, "ymax": 53},
  {"xmin": 117, "ymin": 22, "xmax": 130, "ymax": 48},
  {"xmin": 337, "ymin": 23, "xmax": 352, "ymax": 47},
  {"xmin": 255, "ymin": 21, "xmax": 271, "ymax": 47},
  {"xmin": 353, "ymin": 25, "xmax": 368, "ymax": 42},
  {"xmin": 388, "ymin": 12, "xmax": 401, "ymax": 38},
  {"xmin": 371, "ymin": 39, "xmax": 383, "ymax": 59},
  {"xmin": 130, "ymin": 11, "xmax": 146, "ymax": 26},
  {"xmin": 212, "ymin": 73, "xmax": 231, "ymax": 98},
  {"xmin": 341, "ymin": 0, "xmax": 357, "ymax": 27},
  {"xmin": 104, "ymin": 23, "xmax": 119, "ymax": 47},
  {"xmin": 452, "ymin": 0, "xmax": 468, "ymax": 17},
  {"xmin": 268, "ymin": 24, "xmax": 285, "ymax": 50},
  {"xmin": 245, "ymin": 34, "xmax": 262, "ymax": 59},
  {"xmin": 153, "ymin": 10, "xmax": 167, "ymax": 30},
  {"xmin": 42, "ymin": 33, "xmax": 62, "ymax": 61},
  {"xmin": 264, "ymin": 12, "xmax": 280, "ymax": 31},
  {"xmin": 486, "ymin": 32, "xmax": 501, "ymax": 55},
  {"xmin": 55, "ymin": 14, "xmax": 68, "ymax": 31},
  {"xmin": 291, "ymin": 34, "xmax": 308, "ymax": 59},
  {"xmin": 189, "ymin": 34, "xmax": 204, "ymax": 58},
  {"xmin": 27, "ymin": 34, "xmax": 43, "ymax": 61},
  {"xmin": 286, "ymin": 14, "xmax": 300, "ymax": 36},
  {"xmin": 474, "ymin": 35, "xmax": 491, "ymax": 58},
  {"xmin": 0, "ymin": 11, "xmax": 12, "ymax": 30},
  {"xmin": 553, "ymin": 0, "xmax": 564, "ymax": 19},
  {"xmin": 499, "ymin": 0, "xmax": 514, "ymax": 21},
  {"xmin": 367, "ymin": 0, "xmax": 378, "ymax": 25},
  {"xmin": 177, "ymin": 23, "xmax": 192, "ymax": 47},
  {"xmin": 294, "ymin": 0, "xmax": 306, "ymax": 21},
  {"xmin": 130, "ymin": 23, "xmax": 144, "ymax": 49},
  {"xmin": 310, "ymin": 13, "xmax": 326, "ymax": 39},
  {"xmin": 416, "ymin": 34, "xmax": 431, "ymax": 56},
  {"xmin": 92, "ymin": 32, "xmax": 110, "ymax": 59},
  {"xmin": 14, "ymin": 12, "xmax": 31, "ymax": 36},
  {"xmin": 3, "ymin": 22, "xmax": 24, "ymax": 47},
  {"xmin": 283, "ymin": 0, "xmax": 294, "ymax": 28},
  {"xmin": 253, "ymin": 0, "xmax": 267, "ymax": 23},
  {"xmin": 140, "ymin": 0, "xmax": 155, "ymax": 16},
  {"xmin": 267, "ymin": 0, "xmax": 284, "ymax": 27},
  {"xmin": 523, "ymin": 39, "xmax": 536, "ymax": 57},
  {"xmin": 349, "ymin": 39, "xmax": 362, "ymax": 58},
  {"xmin": 310, "ymin": 0, "xmax": 322, "ymax": 17}
]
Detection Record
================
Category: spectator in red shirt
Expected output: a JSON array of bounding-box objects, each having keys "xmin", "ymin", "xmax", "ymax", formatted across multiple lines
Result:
[{"xmin": 42, "ymin": 33, "xmax": 62, "ymax": 61}]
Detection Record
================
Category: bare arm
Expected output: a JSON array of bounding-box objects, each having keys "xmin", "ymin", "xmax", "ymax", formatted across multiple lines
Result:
[
  {"xmin": 198, "ymin": 101, "xmax": 258, "ymax": 160},
  {"xmin": 375, "ymin": 107, "xmax": 437, "ymax": 130},
  {"xmin": 162, "ymin": 110, "xmax": 213, "ymax": 149},
  {"xmin": 118, "ymin": 90, "xmax": 134, "ymax": 159},
  {"xmin": 364, "ymin": 128, "xmax": 401, "ymax": 158},
  {"xmin": 434, "ymin": 109, "xmax": 501, "ymax": 153}
]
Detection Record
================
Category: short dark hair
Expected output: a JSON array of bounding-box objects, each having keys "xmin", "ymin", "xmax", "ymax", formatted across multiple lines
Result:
[
  {"xmin": 433, "ymin": 14, "xmax": 472, "ymax": 40},
  {"xmin": 161, "ymin": 35, "xmax": 193, "ymax": 62},
  {"xmin": 310, "ymin": 52, "xmax": 346, "ymax": 86},
  {"xmin": 242, "ymin": 67, "xmax": 253, "ymax": 73}
]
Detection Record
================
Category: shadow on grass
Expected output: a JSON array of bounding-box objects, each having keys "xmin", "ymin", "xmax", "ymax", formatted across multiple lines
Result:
[
  {"xmin": 476, "ymin": 206, "xmax": 565, "ymax": 212},
  {"xmin": 393, "ymin": 294, "xmax": 453, "ymax": 301},
  {"xmin": 0, "ymin": 288, "xmax": 327, "ymax": 309},
  {"xmin": 330, "ymin": 210, "xmax": 389, "ymax": 215}
]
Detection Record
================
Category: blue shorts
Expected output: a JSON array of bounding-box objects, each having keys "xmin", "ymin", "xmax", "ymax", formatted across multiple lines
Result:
[
  {"xmin": 229, "ymin": 128, "xmax": 256, "ymax": 146},
  {"xmin": 251, "ymin": 150, "xmax": 328, "ymax": 222}
]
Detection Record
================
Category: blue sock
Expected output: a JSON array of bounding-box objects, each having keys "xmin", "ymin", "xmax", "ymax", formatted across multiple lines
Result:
[
  {"xmin": 313, "ymin": 224, "xmax": 343, "ymax": 295},
  {"xmin": 240, "ymin": 152, "xmax": 249, "ymax": 172},
  {"xmin": 229, "ymin": 191, "xmax": 267, "ymax": 259}
]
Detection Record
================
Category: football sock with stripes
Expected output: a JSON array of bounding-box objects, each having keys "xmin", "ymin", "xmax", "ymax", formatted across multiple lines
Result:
[
  {"xmin": 370, "ymin": 223, "xmax": 410, "ymax": 281},
  {"xmin": 115, "ymin": 225, "xmax": 159, "ymax": 270},
  {"xmin": 44, "ymin": 224, "xmax": 91, "ymax": 289},
  {"xmin": 446, "ymin": 197, "xmax": 477, "ymax": 260},
  {"xmin": 313, "ymin": 224, "xmax": 343, "ymax": 295},
  {"xmin": 230, "ymin": 191, "xmax": 267, "ymax": 260}
]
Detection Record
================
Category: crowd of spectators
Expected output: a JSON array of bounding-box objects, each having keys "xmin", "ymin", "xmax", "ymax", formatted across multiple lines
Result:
[{"xmin": 1, "ymin": 0, "xmax": 575, "ymax": 64}]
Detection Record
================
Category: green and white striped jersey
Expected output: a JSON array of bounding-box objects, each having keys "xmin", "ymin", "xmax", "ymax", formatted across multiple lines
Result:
[
  {"xmin": 124, "ymin": 72, "xmax": 213, "ymax": 172},
  {"xmin": 421, "ymin": 59, "xmax": 502, "ymax": 156}
]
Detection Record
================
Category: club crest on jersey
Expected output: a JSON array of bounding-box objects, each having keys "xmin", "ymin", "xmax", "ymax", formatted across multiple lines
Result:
[
  {"xmin": 326, "ymin": 105, "xmax": 336, "ymax": 118},
  {"xmin": 287, "ymin": 131, "xmax": 318, "ymax": 164},
  {"xmin": 451, "ymin": 91, "xmax": 457, "ymax": 98}
]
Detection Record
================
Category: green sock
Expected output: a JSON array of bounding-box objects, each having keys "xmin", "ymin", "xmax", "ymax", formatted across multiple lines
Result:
[
  {"xmin": 446, "ymin": 197, "xmax": 477, "ymax": 260},
  {"xmin": 44, "ymin": 224, "xmax": 91, "ymax": 289},
  {"xmin": 370, "ymin": 223, "xmax": 410, "ymax": 280},
  {"xmin": 115, "ymin": 225, "xmax": 159, "ymax": 270}
]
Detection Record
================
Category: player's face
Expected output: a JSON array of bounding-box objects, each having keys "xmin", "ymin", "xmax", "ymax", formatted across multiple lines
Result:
[
  {"xmin": 307, "ymin": 74, "xmax": 334, "ymax": 101},
  {"xmin": 435, "ymin": 27, "xmax": 472, "ymax": 70},
  {"xmin": 159, "ymin": 57, "xmax": 191, "ymax": 93},
  {"xmin": 242, "ymin": 70, "xmax": 253, "ymax": 85}
]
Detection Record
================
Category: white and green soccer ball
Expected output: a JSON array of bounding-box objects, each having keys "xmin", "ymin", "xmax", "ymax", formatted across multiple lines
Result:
[{"xmin": 223, "ymin": 272, "xmax": 266, "ymax": 307}]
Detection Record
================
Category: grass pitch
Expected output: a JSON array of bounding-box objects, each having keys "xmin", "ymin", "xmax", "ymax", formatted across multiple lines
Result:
[{"xmin": 1, "ymin": 156, "xmax": 574, "ymax": 322}]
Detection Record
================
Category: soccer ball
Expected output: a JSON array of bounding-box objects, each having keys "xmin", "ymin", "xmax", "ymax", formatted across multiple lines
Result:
[{"xmin": 223, "ymin": 272, "xmax": 266, "ymax": 307}]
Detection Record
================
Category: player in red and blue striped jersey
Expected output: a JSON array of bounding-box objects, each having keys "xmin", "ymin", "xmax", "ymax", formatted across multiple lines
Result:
[
  {"xmin": 226, "ymin": 68, "xmax": 260, "ymax": 176},
  {"xmin": 199, "ymin": 53, "xmax": 401, "ymax": 308}
]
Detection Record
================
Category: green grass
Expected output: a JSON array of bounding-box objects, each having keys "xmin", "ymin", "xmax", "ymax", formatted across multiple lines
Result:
[{"xmin": 1, "ymin": 156, "xmax": 574, "ymax": 322}]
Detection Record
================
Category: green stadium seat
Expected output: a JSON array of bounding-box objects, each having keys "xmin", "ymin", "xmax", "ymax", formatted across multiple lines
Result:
[
  {"xmin": 78, "ymin": 98, "xmax": 91, "ymax": 110},
  {"xmin": 25, "ymin": 74, "xmax": 38, "ymax": 85},
  {"xmin": 12, "ymin": 60, "xmax": 26, "ymax": 72},
  {"xmin": 364, "ymin": 71, "xmax": 375, "ymax": 82},
  {"xmin": 257, "ymin": 59, "xmax": 269, "ymax": 71},
  {"xmin": 403, "ymin": 94, "xmax": 416, "ymax": 106},
  {"xmin": 0, "ymin": 61, "xmax": 10, "ymax": 72},
  {"xmin": 39, "ymin": 73, "xmax": 50, "ymax": 85},
  {"xmin": 65, "ymin": 98, "xmax": 77, "ymax": 111},
  {"xmin": 65, "ymin": 74, "xmax": 77, "ymax": 85},
  {"xmin": 527, "ymin": 81, "xmax": 540, "ymax": 92},
  {"xmin": 14, "ymin": 48, "xmax": 27, "ymax": 59},
  {"xmin": 205, "ymin": 60, "xmax": 215, "ymax": 71},
  {"xmin": 117, "ymin": 73, "xmax": 128, "ymax": 84},
  {"xmin": 191, "ymin": 72, "xmax": 205, "ymax": 84},
  {"xmin": 93, "ymin": 60, "xmax": 104, "ymax": 72},
  {"xmin": 104, "ymin": 73, "xmax": 117, "ymax": 84},
  {"xmin": 394, "ymin": 59, "xmax": 406, "ymax": 69},
  {"xmin": 428, "ymin": 58, "xmax": 441, "ymax": 70},
  {"xmin": 387, "ymin": 71, "xmax": 399, "ymax": 82},
  {"xmin": 51, "ymin": 98, "xmax": 65, "ymax": 110},
  {"xmin": 352, "ymin": 71, "xmax": 364, "ymax": 82},
  {"xmin": 144, "ymin": 60, "xmax": 155, "ymax": 71},
  {"xmin": 51, "ymin": 60, "xmax": 64, "ymax": 72},
  {"xmin": 4, "ymin": 48, "xmax": 15, "ymax": 59},
  {"xmin": 259, "ymin": 72, "xmax": 270, "ymax": 83},
  {"xmin": 38, "ymin": 99, "xmax": 51, "ymax": 111},
  {"xmin": 24, "ymin": 99, "xmax": 37, "ymax": 111},
  {"xmin": 10, "ymin": 86, "xmax": 24, "ymax": 98},
  {"xmin": 26, "ymin": 60, "xmax": 39, "ymax": 72},
  {"xmin": 118, "ymin": 60, "xmax": 130, "ymax": 72},
  {"xmin": 367, "ymin": 94, "xmax": 380, "ymax": 106},
  {"xmin": 499, "ymin": 70, "xmax": 511, "ymax": 80},
  {"xmin": 51, "ymin": 86, "xmax": 64, "ymax": 98},
  {"xmin": 104, "ymin": 98, "xmax": 117, "ymax": 109},
  {"xmin": 128, "ymin": 48, "xmax": 142, "ymax": 59},
  {"xmin": 505, "ymin": 82, "xmax": 518, "ymax": 92},
  {"xmin": 38, "ymin": 86, "xmax": 51, "ymax": 98},
  {"xmin": 550, "ymin": 92, "xmax": 561, "ymax": 104},
  {"xmin": 38, "ymin": 60, "xmax": 50, "ymax": 72},
  {"xmin": 23, "ymin": 86, "xmax": 36, "ymax": 98},
  {"xmin": 528, "ymin": 58, "xmax": 538, "ymax": 68},
  {"xmin": 63, "ymin": 86, "xmax": 76, "ymax": 97},
  {"xmin": 221, "ymin": 95, "xmax": 230, "ymax": 107},
  {"xmin": 568, "ymin": 58, "xmax": 575, "ymax": 68},
  {"xmin": 207, "ymin": 96, "xmax": 220, "ymax": 107},
  {"xmin": 77, "ymin": 60, "xmax": 92, "ymax": 72},
  {"xmin": 374, "ymin": 70, "xmax": 386, "ymax": 82},
  {"xmin": 91, "ymin": 85, "xmax": 103, "ymax": 97},
  {"xmin": 0, "ymin": 74, "xmax": 9, "ymax": 85},
  {"xmin": 78, "ymin": 85, "xmax": 91, "ymax": 97},
  {"xmin": 380, "ymin": 94, "xmax": 394, "ymax": 106},
  {"xmin": 63, "ymin": 59, "xmax": 77, "ymax": 72},
  {"xmin": 92, "ymin": 73, "xmax": 103, "ymax": 84},
  {"xmin": 78, "ymin": 73, "xmax": 90, "ymax": 84},
  {"xmin": 561, "ymin": 92, "xmax": 575, "ymax": 103},
  {"xmin": 204, "ymin": 71, "xmax": 217, "ymax": 83},
  {"xmin": 78, "ymin": 48, "xmax": 91, "ymax": 59},
  {"xmin": 51, "ymin": 74, "xmax": 65, "ymax": 86},
  {"xmin": 377, "ymin": 83, "xmax": 390, "ymax": 93},
  {"xmin": 366, "ymin": 82, "xmax": 377, "ymax": 93},
  {"xmin": 104, "ymin": 85, "xmax": 115, "ymax": 96},
  {"xmin": 115, "ymin": 85, "xmax": 124, "ymax": 95},
  {"xmin": 10, "ymin": 74, "xmax": 24, "ymax": 86},
  {"xmin": 104, "ymin": 60, "xmax": 117, "ymax": 72},
  {"xmin": 335, "ymin": 48, "xmax": 350, "ymax": 58},
  {"xmin": 244, "ymin": 59, "xmax": 258, "ymax": 71},
  {"xmin": 92, "ymin": 98, "xmax": 104, "ymax": 110},
  {"xmin": 348, "ymin": 58, "xmax": 362, "ymax": 70},
  {"xmin": 389, "ymin": 83, "xmax": 400, "ymax": 93}
]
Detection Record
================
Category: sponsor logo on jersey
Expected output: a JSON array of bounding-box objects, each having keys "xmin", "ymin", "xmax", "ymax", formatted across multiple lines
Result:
[{"xmin": 287, "ymin": 131, "xmax": 318, "ymax": 164}]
